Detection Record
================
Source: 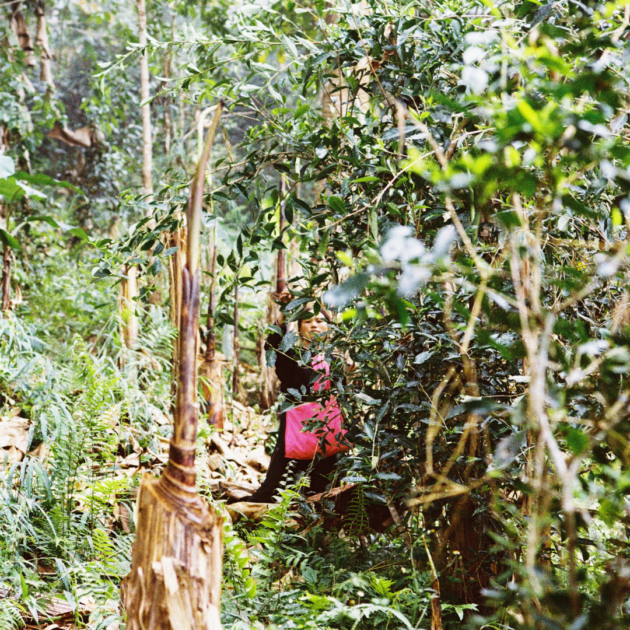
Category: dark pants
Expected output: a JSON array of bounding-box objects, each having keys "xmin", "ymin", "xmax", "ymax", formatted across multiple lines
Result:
[{"xmin": 245, "ymin": 414, "xmax": 337, "ymax": 503}]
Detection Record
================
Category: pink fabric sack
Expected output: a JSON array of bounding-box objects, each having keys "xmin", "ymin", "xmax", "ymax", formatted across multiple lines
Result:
[{"xmin": 284, "ymin": 354, "xmax": 349, "ymax": 460}]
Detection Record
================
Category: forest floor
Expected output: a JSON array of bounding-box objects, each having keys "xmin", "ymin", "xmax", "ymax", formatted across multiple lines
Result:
[
  {"xmin": 0, "ymin": 340, "xmax": 420, "ymax": 630},
  {"xmin": 1, "ymin": 373, "xmax": 279, "ymax": 628}
]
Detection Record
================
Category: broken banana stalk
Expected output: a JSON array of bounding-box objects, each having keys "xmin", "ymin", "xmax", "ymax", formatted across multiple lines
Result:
[{"xmin": 122, "ymin": 102, "xmax": 224, "ymax": 630}]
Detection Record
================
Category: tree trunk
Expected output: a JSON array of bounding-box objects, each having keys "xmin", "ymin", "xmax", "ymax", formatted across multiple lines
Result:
[
  {"xmin": 200, "ymin": 219, "xmax": 224, "ymax": 428},
  {"xmin": 122, "ymin": 103, "xmax": 224, "ymax": 630},
  {"xmin": 2, "ymin": 245, "xmax": 11, "ymax": 313},
  {"xmin": 35, "ymin": 2, "xmax": 54, "ymax": 89},
  {"xmin": 169, "ymin": 219, "xmax": 186, "ymax": 381},
  {"xmin": 258, "ymin": 297, "xmax": 278, "ymax": 410},
  {"xmin": 121, "ymin": 0, "xmax": 153, "ymax": 350},
  {"xmin": 10, "ymin": 1, "xmax": 35, "ymax": 67},
  {"xmin": 121, "ymin": 474, "xmax": 222, "ymax": 630},
  {"xmin": 276, "ymin": 175, "xmax": 287, "ymax": 293},
  {"xmin": 260, "ymin": 180, "xmax": 286, "ymax": 408},
  {"xmin": 121, "ymin": 265, "xmax": 139, "ymax": 348},
  {"xmin": 232, "ymin": 282, "xmax": 240, "ymax": 400},
  {"xmin": 138, "ymin": 0, "xmax": 153, "ymax": 200},
  {"xmin": 163, "ymin": 18, "xmax": 173, "ymax": 156},
  {"xmin": 171, "ymin": 107, "xmax": 217, "ymax": 382}
]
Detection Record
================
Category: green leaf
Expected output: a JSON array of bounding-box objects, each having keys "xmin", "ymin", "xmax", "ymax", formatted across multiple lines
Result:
[
  {"xmin": 16, "ymin": 180, "xmax": 46, "ymax": 200},
  {"xmin": 414, "ymin": 350, "xmax": 433, "ymax": 365},
  {"xmin": 316, "ymin": 164, "xmax": 337, "ymax": 180},
  {"xmin": 0, "ymin": 177, "xmax": 22, "ymax": 202},
  {"xmin": 352, "ymin": 176, "xmax": 380, "ymax": 183},
  {"xmin": 279, "ymin": 331, "xmax": 298, "ymax": 352},
  {"xmin": 324, "ymin": 273, "xmax": 370, "ymax": 307},
  {"xmin": 565, "ymin": 427, "xmax": 589, "ymax": 455},
  {"xmin": 598, "ymin": 497, "xmax": 621, "ymax": 527},
  {"xmin": 265, "ymin": 349, "xmax": 277, "ymax": 367},
  {"xmin": 285, "ymin": 297, "xmax": 311, "ymax": 311},
  {"xmin": 294, "ymin": 104, "xmax": 310, "ymax": 118},
  {"xmin": 68, "ymin": 227, "xmax": 89, "ymax": 241},
  {"xmin": 369, "ymin": 207, "xmax": 378, "ymax": 240},
  {"xmin": 0, "ymin": 229, "xmax": 20, "ymax": 250},
  {"xmin": 15, "ymin": 171, "xmax": 83, "ymax": 194},
  {"xmin": 149, "ymin": 257, "xmax": 162, "ymax": 276},
  {"xmin": 495, "ymin": 210, "xmax": 522, "ymax": 229},
  {"xmin": 29, "ymin": 215, "xmax": 61, "ymax": 228},
  {"xmin": 327, "ymin": 196, "xmax": 346, "ymax": 214}
]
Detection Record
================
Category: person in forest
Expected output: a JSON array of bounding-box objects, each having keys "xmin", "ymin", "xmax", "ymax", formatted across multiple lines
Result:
[{"xmin": 236, "ymin": 289, "xmax": 348, "ymax": 504}]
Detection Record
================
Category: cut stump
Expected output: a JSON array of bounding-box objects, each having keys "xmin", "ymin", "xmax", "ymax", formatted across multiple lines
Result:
[{"xmin": 122, "ymin": 473, "xmax": 223, "ymax": 630}]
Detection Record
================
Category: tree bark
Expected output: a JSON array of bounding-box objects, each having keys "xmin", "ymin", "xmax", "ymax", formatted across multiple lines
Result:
[
  {"xmin": 121, "ymin": 265, "xmax": 139, "ymax": 348},
  {"xmin": 260, "ymin": 179, "xmax": 286, "ymax": 408},
  {"xmin": 276, "ymin": 175, "xmax": 287, "ymax": 293},
  {"xmin": 35, "ymin": 2, "xmax": 54, "ymax": 89},
  {"xmin": 121, "ymin": 473, "xmax": 222, "ymax": 630},
  {"xmin": 121, "ymin": 0, "xmax": 153, "ymax": 350},
  {"xmin": 232, "ymin": 282, "xmax": 240, "ymax": 400},
  {"xmin": 2, "ymin": 245, "xmax": 11, "ymax": 313},
  {"xmin": 258, "ymin": 295, "xmax": 278, "ymax": 410},
  {"xmin": 162, "ymin": 17, "xmax": 174, "ymax": 156},
  {"xmin": 169, "ymin": 219, "xmax": 186, "ymax": 380},
  {"xmin": 10, "ymin": 1, "xmax": 35, "ymax": 67},
  {"xmin": 138, "ymin": 0, "xmax": 153, "ymax": 200},
  {"xmin": 200, "ymin": 220, "xmax": 224, "ymax": 427}
]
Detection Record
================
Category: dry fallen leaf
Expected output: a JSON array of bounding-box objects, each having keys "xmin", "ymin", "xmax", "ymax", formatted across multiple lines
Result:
[
  {"xmin": 119, "ymin": 452, "xmax": 140, "ymax": 468},
  {"xmin": 29, "ymin": 442, "xmax": 50, "ymax": 462},
  {"xmin": 115, "ymin": 502, "xmax": 131, "ymax": 533},
  {"xmin": 218, "ymin": 481, "xmax": 256, "ymax": 501},
  {"xmin": 243, "ymin": 446, "xmax": 270, "ymax": 473},
  {"xmin": 0, "ymin": 417, "xmax": 30, "ymax": 463},
  {"xmin": 226, "ymin": 501, "xmax": 270, "ymax": 523},
  {"xmin": 307, "ymin": 483, "xmax": 357, "ymax": 503}
]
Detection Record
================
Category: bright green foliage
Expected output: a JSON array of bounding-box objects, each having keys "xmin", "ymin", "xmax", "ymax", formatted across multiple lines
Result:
[{"xmin": 1, "ymin": 0, "xmax": 630, "ymax": 626}]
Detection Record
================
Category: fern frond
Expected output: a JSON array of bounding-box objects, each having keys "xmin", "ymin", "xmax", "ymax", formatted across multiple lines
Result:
[
  {"xmin": 345, "ymin": 484, "xmax": 369, "ymax": 539},
  {"xmin": 0, "ymin": 600, "xmax": 24, "ymax": 630}
]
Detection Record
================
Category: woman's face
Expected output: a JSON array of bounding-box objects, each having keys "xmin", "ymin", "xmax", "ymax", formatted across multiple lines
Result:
[{"xmin": 300, "ymin": 313, "xmax": 329, "ymax": 342}]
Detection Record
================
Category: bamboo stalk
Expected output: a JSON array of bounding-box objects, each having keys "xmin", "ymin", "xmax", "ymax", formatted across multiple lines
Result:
[
  {"xmin": 232, "ymin": 281, "xmax": 240, "ymax": 399},
  {"xmin": 168, "ymin": 103, "xmax": 223, "ymax": 461},
  {"xmin": 200, "ymin": 217, "xmax": 224, "ymax": 428},
  {"xmin": 205, "ymin": 219, "xmax": 218, "ymax": 362},
  {"xmin": 138, "ymin": 0, "xmax": 153, "ymax": 201},
  {"xmin": 276, "ymin": 175, "xmax": 287, "ymax": 294},
  {"xmin": 2, "ymin": 245, "xmax": 11, "ymax": 313},
  {"xmin": 122, "ymin": 102, "xmax": 224, "ymax": 630},
  {"xmin": 163, "ymin": 17, "xmax": 174, "ymax": 156}
]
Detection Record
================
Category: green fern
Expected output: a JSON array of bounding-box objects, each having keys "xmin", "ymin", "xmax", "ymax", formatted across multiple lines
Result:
[
  {"xmin": 0, "ymin": 600, "xmax": 24, "ymax": 630},
  {"xmin": 345, "ymin": 484, "xmax": 369, "ymax": 540}
]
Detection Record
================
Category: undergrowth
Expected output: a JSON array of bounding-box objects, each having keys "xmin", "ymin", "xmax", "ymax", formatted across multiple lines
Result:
[{"xmin": 0, "ymin": 306, "xmax": 448, "ymax": 629}]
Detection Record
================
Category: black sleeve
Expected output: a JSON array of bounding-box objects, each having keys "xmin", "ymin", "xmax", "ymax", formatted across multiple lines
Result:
[
  {"xmin": 265, "ymin": 322, "xmax": 315, "ymax": 395},
  {"xmin": 265, "ymin": 327, "xmax": 284, "ymax": 352}
]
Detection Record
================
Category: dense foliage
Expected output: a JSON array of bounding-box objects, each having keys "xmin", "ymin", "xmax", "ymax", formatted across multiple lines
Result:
[{"xmin": 2, "ymin": 0, "xmax": 630, "ymax": 627}]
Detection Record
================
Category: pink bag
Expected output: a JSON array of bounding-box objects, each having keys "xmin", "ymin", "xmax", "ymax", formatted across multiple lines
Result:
[{"xmin": 284, "ymin": 355, "xmax": 349, "ymax": 460}]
